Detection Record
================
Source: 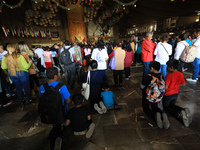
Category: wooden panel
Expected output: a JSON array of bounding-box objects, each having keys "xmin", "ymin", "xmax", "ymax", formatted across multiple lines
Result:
[{"xmin": 66, "ymin": 3, "xmax": 87, "ymax": 42}]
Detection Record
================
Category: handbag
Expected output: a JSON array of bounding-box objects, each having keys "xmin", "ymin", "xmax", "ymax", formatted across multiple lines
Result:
[
  {"xmin": 108, "ymin": 50, "xmax": 116, "ymax": 70},
  {"xmin": 81, "ymin": 71, "xmax": 90, "ymax": 100}
]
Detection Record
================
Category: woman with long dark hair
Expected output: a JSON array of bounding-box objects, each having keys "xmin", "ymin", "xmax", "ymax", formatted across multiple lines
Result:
[
  {"xmin": 91, "ymin": 40, "xmax": 108, "ymax": 71},
  {"xmin": 124, "ymin": 42, "xmax": 134, "ymax": 80}
]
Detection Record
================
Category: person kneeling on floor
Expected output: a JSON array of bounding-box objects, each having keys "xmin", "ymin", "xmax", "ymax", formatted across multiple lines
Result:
[
  {"xmin": 163, "ymin": 59, "xmax": 192, "ymax": 127},
  {"xmin": 140, "ymin": 61, "xmax": 170, "ymax": 129},
  {"xmin": 65, "ymin": 94, "xmax": 95, "ymax": 138}
]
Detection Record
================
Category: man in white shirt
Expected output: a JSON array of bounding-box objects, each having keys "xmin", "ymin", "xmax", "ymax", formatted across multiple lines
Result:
[
  {"xmin": 174, "ymin": 34, "xmax": 189, "ymax": 72},
  {"xmin": 60, "ymin": 40, "xmax": 77, "ymax": 89},
  {"xmin": 186, "ymin": 31, "xmax": 200, "ymax": 83},
  {"xmin": 91, "ymin": 40, "xmax": 108, "ymax": 70},
  {"xmin": 154, "ymin": 34, "xmax": 172, "ymax": 79},
  {"xmin": 32, "ymin": 46, "xmax": 45, "ymax": 72}
]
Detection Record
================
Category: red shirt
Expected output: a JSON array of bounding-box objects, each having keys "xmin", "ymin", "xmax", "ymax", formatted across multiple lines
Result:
[
  {"xmin": 164, "ymin": 72, "xmax": 185, "ymax": 96},
  {"xmin": 141, "ymin": 39, "xmax": 155, "ymax": 62},
  {"xmin": 124, "ymin": 51, "xmax": 134, "ymax": 67}
]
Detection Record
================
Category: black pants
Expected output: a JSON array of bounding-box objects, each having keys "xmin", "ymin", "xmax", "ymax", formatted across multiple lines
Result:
[
  {"xmin": 142, "ymin": 92, "xmax": 163, "ymax": 121},
  {"xmin": 64, "ymin": 63, "xmax": 76, "ymax": 86},
  {"xmin": 49, "ymin": 124, "xmax": 72, "ymax": 150},
  {"xmin": 0, "ymin": 86, "xmax": 10, "ymax": 105},
  {"xmin": 89, "ymin": 85, "xmax": 101, "ymax": 106},
  {"xmin": 136, "ymin": 53, "xmax": 142, "ymax": 63},
  {"xmin": 29, "ymin": 74, "xmax": 39, "ymax": 90},
  {"xmin": 53, "ymin": 57, "xmax": 59, "ymax": 66},
  {"xmin": 113, "ymin": 70, "xmax": 123, "ymax": 85},
  {"xmin": 124, "ymin": 67, "xmax": 130, "ymax": 78},
  {"xmin": 178, "ymin": 60, "xmax": 185, "ymax": 73},
  {"xmin": 85, "ymin": 55, "xmax": 91, "ymax": 67},
  {"xmin": 163, "ymin": 94, "xmax": 184, "ymax": 120}
]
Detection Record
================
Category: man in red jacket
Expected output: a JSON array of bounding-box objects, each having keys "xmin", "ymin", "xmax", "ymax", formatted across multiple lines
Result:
[{"xmin": 141, "ymin": 32, "xmax": 156, "ymax": 78}]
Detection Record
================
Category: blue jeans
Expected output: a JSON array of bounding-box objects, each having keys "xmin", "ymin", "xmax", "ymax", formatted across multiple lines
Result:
[
  {"xmin": 143, "ymin": 61, "xmax": 151, "ymax": 78},
  {"xmin": 159, "ymin": 65, "xmax": 167, "ymax": 79},
  {"xmin": 9, "ymin": 71, "xmax": 32, "ymax": 102},
  {"xmin": 192, "ymin": 58, "xmax": 200, "ymax": 80}
]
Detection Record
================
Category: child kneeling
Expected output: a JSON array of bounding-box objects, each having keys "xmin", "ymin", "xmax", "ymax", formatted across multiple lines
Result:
[
  {"xmin": 140, "ymin": 61, "xmax": 169, "ymax": 129},
  {"xmin": 66, "ymin": 94, "xmax": 95, "ymax": 138},
  {"xmin": 163, "ymin": 59, "xmax": 192, "ymax": 127}
]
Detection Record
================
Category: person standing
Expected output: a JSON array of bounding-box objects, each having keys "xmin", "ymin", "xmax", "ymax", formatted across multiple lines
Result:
[
  {"xmin": 186, "ymin": 31, "xmax": 200, "ymax": 82},
  {"xmin": 174, "ymin": 34, "xmax": 188, "ymax": 73},
  {"xmin": 91, "ymin": 40, "xmax": 108, "ymax": 71},
  {"xmin": 141, "ymin": 32, "xmax": 156, "ymax": 78},
  {"xmin": 60, "ymin": 40, "xmax": 77, "ymax": 89},
  {"xmin": 1, "ymin": 44, "xmax": 32, "ymax": 104},
  {"xmin": 113, "ymin": 42, "xmax": 126, "ymax": 86},
  {"xmin": 124, "ymin": 42, "xmax": 134, "ymax": 80},
  {"xmin": 154, "ymin": 34, "xmax": 172, "ymax": 79}
]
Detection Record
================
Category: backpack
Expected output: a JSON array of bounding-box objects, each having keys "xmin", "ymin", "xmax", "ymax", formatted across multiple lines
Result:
[
  {"xmin": 180, "ymin": 42, "xmax": 197, "ymax": 63},
  {"xmin": 38, "ymin": 83, "xmax": 65, "ymax": 124},
  {"xmin": 60, "ymin": 47, "xmax": 72, "ymax": 65},
  {"xmin": 146, "ymin": 75, "xmax": 165, "ymax": 103}
]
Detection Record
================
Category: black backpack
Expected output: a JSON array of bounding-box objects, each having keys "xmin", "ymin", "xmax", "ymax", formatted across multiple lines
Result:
[
  {"xmin": 60, "ymin": 47, "xmax": 73, "ymax": 65},
  {"xmin": 38, "ymin": 83, "xmax": 65, "ymax": 124}
]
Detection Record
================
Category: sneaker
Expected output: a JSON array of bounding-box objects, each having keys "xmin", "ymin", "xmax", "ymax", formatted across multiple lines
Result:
[
  {"xmin": 125, "ymin": 78, "xmax": 129, "ymax": 80},
  {"xmin": 6, "ymin": 94, "xmax": 11, "ymax": 98},
  {"xmin": 119, "ymin": 83, "xmax": 123, "ymax": 86},
  {"xmin": 54, "ymin": 137, "xmax": 62, "ymax": 150},
  {"xmin": 162, "ymin": 113, "xmax": 170, "ymax": 129},
  {"xmin": 3, "ymin": 101, "xmax": 13, "ymax": 107},
  {"xmin": 183, "ymin": 68, "xmax": 188, "ymax": 72},
  {"xmin": 86, "ymin": 123, "xmax": 95, "ymax": 138},
  {"xmin": 94, "ymin": 104, "xmax": 103, "ymax": 114},
  {"xmin": 180, "ymin": 110, "xmax": 189, "ymax": 127},
  {"xmin": 196, "ymin": 78, "xmax": 199, "ymax": 81},
  {"xmin": 11, "ymin": 93, "xmax": 15, "ymax": 97},
  {"xmin": 156, "ymin": 112, "xmax": 163, "ymax": 129},
  {"xmin": 99, "ymin": 101, "xmax": 107, "ymax": 113},
  {"xmin": 186, "ymin": 78, "xmax": 197, "ymax": 83},
  {"xmin": 184, "ymin": 108, "xmax": 192, "ymax": 124}
]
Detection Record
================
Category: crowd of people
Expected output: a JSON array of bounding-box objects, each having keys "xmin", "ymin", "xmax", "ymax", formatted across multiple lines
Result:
[{"xmin": 0, "ymin": 30, "xmax": 199, "ymax": 149}]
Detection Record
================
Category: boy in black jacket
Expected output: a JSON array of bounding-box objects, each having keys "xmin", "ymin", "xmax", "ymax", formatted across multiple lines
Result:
[{"xmin": 140, "ymin": 61, "xmax": 169, "ymax": 129}]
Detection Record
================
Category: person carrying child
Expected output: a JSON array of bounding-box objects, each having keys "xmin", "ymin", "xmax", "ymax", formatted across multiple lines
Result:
[
  {"xmin": 163, "ymin": 59, "xmax": 192, "ymax": 127},
  {"xmin": 140, "ymin": 61, "xmax": 170, "ymax": 129},
  {"xmin": 65, "ymin": 94, "xmax": 95, "ymax": 139},
  {"xmin": 101, "ymin": 84, "xmax": 123, "ymax": 110}
]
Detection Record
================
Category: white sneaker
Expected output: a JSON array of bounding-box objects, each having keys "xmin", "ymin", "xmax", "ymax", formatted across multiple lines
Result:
[
  {"xmin": 86, "ymin": 123, "xmax": 95, "ymax": 138},
  {"xmin": 186, "ymin": 78, "xmax": 197, "ymax": 83},
  {"xmin": 99, "ymin": 101, "xmax": 107, "ymax": 113},
  {"xmin": 6, "ymin": 94, "xmax": 11, "ymax": 97},
  {"xmin": 94, "ymin": 104, "xmax": 103, "ymax": 114}
]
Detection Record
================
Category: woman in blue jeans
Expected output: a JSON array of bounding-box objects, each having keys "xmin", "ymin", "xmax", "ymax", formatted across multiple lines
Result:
[{"xmin": 1, "ymin": 44, "xmax": 32, "ymax": 104}]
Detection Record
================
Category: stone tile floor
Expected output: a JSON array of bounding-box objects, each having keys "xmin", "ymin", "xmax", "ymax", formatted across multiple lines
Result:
[{"xmin": 0, "ymin": 64, "xmax": 200, "ymax": 150}]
